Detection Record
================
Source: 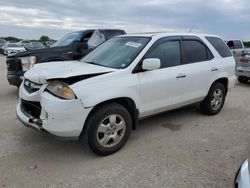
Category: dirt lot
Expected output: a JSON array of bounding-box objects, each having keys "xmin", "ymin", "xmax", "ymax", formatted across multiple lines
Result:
[{"xmin": 0, "ymin": 55, "xmax": 250, "ymax": 188}]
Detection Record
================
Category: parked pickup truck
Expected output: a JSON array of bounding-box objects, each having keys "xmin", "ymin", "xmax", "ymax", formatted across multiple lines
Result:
[
  {"xmin": 236, "ymin": 51, "xmax": 250, "ymax": 83},
  {"xmin": 6, "ymin": 29, "xmax": 126, "ymax": 87},
  {"xmin": 226, "ymin": 40, "xmax": 246, "ymax": 58}
]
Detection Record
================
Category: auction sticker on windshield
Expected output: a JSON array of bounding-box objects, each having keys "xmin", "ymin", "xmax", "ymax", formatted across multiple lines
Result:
[{"xmin": 125, "ymin": 42, "xmax": 142, "ymax": 48}]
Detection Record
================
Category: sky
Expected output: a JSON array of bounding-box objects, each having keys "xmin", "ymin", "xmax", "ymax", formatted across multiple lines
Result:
[{"xmin": 0, "ymin": 0, "xmax": 249, "ymax": 40}]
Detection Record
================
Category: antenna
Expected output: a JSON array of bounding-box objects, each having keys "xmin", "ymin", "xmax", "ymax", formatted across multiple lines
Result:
[{"xmin": 189, "ymin": 24, "xmax": 195, "ymax": 33}]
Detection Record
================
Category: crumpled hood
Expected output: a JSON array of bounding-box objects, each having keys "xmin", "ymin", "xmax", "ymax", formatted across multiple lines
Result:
[{"xmin": 24, "ymin": 60, "xmax": 116, "ymax": 84}]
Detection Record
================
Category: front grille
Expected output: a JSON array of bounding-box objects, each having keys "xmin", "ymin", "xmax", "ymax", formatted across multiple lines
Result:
[
  {"xmin": 6, "ymin": 57, "xmax": 22, "ymax": 71},
  {"xmin": 6, "ymin": 57, "xmax": 17, "ymax": 71},
  {"xmin": 23, "ymin": 79, "xmax": 42, "ymax": 93},
  {"xmin": 20, "ymin": 99, "xmax": 41, "ymax": 118}
]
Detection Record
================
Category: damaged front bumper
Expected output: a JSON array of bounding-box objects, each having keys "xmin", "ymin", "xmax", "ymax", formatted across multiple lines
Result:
[
  {"xmin": 16, "ymin": 100, "xmax": 42, "ymax": 131},
  {"xmin": 17, "ymin": 88, "xmax": 92, "ymax": 139}
]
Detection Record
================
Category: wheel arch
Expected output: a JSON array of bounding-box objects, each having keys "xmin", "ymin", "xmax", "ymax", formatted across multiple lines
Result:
[
  {"xmin": 85, "ymin": 97, "xmax": 139, "ymax": 131},
  {"xmin": 211, "ymin": 77, "xmax": 229, "ymax": 93}
]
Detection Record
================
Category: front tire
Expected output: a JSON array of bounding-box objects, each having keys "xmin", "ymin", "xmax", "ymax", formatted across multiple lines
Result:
[
  {"xmin": 200, "ymin": 82, "xmax": 226, "ymax": 115},
  {"xmin": 84, "ymin": 103, "xmax": 132, "ymax": 156}
]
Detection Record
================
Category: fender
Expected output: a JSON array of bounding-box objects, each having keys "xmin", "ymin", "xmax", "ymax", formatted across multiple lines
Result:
[
  {"xmin": 81, "ymin": 88, "xmax": 141, "ymax": 111},
  {"xmin": 71, "ymin": 71, "xmax": 142, "ymax": 111},
  {"xmin": 73, "ymin": 83, "xmax": 142, "ymax": 112}
]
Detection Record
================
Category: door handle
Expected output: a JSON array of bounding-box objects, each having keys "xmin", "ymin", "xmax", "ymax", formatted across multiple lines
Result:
[
  {"xmin": 211, "ymin": 67, "xmax": 218, "ymax": 72},
  {"xmin": 176, "ymin": 74, "xmax": 187, "ymax": 79}
]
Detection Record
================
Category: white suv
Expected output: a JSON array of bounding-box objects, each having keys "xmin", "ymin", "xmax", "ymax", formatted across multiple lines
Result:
[{"xmin": 17, "ymin": 33, "xmax": 236, "ymax": 155}]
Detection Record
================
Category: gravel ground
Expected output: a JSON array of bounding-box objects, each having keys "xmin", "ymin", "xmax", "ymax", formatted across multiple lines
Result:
[{"xmin": 0, "ymin": 54, "xmax": 250, "ymax": 188}]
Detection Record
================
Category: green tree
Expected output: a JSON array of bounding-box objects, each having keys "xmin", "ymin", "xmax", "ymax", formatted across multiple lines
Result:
[
  {"xmin": 39, "ymin": 35, "xmax": 50, "ymax": 43},
  {"xmin": 243, "ymin": 41, "xmax": 250, "ymax": 47},
  {"xmin": 2, "ymin": 36, "xmax": 22, "ymax": 42}
]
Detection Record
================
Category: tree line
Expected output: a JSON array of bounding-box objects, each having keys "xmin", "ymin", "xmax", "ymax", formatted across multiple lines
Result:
[
  {"xmin": 1, "ymin": 35, "xmax": 250, "ymax": 47},
  {"xmin": 243, "ymin": 41, "xmax": 250, "ymax": 47},
  {"xmin": 0, "ymin": 35, "xmax": 52, "ymax": 43}
]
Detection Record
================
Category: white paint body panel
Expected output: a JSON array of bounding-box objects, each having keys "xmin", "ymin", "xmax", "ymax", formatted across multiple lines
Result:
[
  {"xmin": 17, "ymin": 33, "xmax": 236, "ymax": 138},
  {"xmin": 25, "ymin": 60, "xmax": 116, "ymax": 84}
]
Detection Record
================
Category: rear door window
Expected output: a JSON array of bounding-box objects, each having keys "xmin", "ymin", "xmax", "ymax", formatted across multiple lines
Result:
[
  {"xmin": 182, "ymin": 40, "xmax": 213, "ymax": 64},
  {"xmin": 206, "ymin": 37, "xmax": 232, "ymax": 58}
]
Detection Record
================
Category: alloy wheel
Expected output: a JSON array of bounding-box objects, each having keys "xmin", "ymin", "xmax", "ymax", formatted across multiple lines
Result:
[{"xmin": 97, "ymin": 114, "xmax": 126, "ymax": 148}]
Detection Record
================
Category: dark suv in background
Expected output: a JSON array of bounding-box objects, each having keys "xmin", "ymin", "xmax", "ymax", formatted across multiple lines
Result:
[{"xmin": 6, "ymin": 29, "xmax": 126, "ymax": 87}]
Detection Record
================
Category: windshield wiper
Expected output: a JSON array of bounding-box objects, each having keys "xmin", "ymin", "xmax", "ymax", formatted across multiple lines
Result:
[
  {"xmin": 85, "ymin": 61, "xmax": 100, "ymax": 66},
  {"xmin": 85, "ymin": 61, "xmax": 110, "ymax": 68}
]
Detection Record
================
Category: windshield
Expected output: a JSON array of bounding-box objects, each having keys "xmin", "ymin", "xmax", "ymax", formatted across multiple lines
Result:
[
  {"xmin": 52, "ymin": 32, "xmax": 81, "ymax": 47},
  {"xmin": 7, "ymin": 43, "xmax": 20, "ymax": 47},
  {"xmin": 81, "ymin": 37, "xmax": 151, "ymax": 69},
  {"xmin": 31, "ymin": 42, "xmax": 45, "ymax": 48}
]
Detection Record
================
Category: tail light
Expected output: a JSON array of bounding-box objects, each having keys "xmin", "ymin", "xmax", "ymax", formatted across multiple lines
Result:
[{"xmin": 238, "ymin": 57, "xmax": 244, "ymax": 64}]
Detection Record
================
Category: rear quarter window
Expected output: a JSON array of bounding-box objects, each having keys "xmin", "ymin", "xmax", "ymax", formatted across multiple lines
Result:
[{"xmin": 206, "ymin": 37, "xmax": 232, "ymax": 58}]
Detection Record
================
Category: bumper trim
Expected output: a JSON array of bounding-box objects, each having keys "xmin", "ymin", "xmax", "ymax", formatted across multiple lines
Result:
[
  {"xmin": 16, "ymin": 102, "xmax": 41, "ymax": 131},
  {"xmin": 16, "ymin": 103, "xmax": 79, "ymax": 141},
  {"xmin": 236, "ymin": 67, "xmax": 250, "ymax": 78}
]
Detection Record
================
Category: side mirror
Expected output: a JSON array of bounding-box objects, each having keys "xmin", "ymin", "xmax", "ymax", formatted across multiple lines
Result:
[
  {"xmin": 142, "ymin": 58, "xmax": 161, "ymax": 71},
  {"xmin": 74, "ymin": 42, "xmax": 88, "ymax": 52}
]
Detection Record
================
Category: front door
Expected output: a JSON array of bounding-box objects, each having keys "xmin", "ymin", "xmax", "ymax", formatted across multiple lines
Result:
[{"xmin": 137, "ymin": 37, "xmax": 187, "ymax": 116}]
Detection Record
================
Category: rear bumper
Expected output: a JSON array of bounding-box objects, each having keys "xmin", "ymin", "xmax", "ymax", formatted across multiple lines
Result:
[{"xmin": 237, "ymin": 67, "xmax": 250, "ymax": 78}]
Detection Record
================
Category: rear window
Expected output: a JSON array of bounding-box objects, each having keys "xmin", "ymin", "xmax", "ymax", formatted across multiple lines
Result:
[
  {"xmin": 104, "ymin": 30, "xmax": 125, "ymax": 40},
  {"xmin": 182, "ymin": 40, "xmax": 213, "ymax": 64},
  {"xmin": 234, "ymin": 40, "xmax": 243, "ymax": 49},
  {"xmin": 206, "ymin": 37, "xmax": 232, "ymax": 58}
]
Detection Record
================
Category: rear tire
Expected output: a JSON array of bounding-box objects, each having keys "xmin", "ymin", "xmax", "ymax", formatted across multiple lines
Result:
[
  {"xmin": 83, "ymin": 103, "xmax": 132, "ymax": 156},
  {"xmin": 238, "ymin": 76, "xmax": 248, "ymax": 83},
  {"xmin": 200, "ymin": 82, "xmax": 226, "ymax": 115}
]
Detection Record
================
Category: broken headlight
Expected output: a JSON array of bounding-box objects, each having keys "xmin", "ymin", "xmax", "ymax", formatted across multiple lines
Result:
[{"xmin": 46, "ymin": 81, "xmax": 76, "ymax": 100}]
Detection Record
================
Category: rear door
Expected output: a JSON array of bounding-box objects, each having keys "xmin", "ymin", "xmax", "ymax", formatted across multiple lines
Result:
[{"xmin": 178, "ymin": 37, "xmax": 215, "ymax": 102}]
